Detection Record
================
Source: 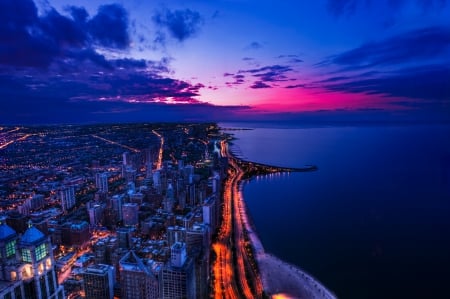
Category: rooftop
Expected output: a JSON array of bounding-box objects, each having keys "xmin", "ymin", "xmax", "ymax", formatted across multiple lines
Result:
[
  {"xmin": 21, "ymin": 226, "xmax": 46, "ymax": 245},
  {"xmin": 0, "ymin": 222, "xmax": 16, "ymax": 241}
]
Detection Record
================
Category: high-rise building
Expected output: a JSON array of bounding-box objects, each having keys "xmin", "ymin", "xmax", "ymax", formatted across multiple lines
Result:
[
  {"xmin": 153, "ymin": 170, "xmax": 161, "ymax": 192},
  {"xmin": 167, "ymin": 226, "xmax": 186, "ymax": 248},
  {"xmin": 69, "ymin": 221, "xmax": 90, "ymax": 248},
  {"xmin": 119, "ymin": 251, "xmax": 159, "ymax": 299},
  {"xmin": 95, "ymin": 173, "xmax": 109, "ymax": 193},
  {"xmin": 122, "ymin": 203, "xmax": 139, "ymax": 226},
  {"xmin": 88, "ymin": 202, "xmax": 104, "ymax": 227},
  {"xmin": 60, "ymin": 185, "xmax": 76, "ymax": 213},
  {"xmin": 82, "ymin": 264, "xmax": 114, "ymax": 299},
  {"xmin": 202, "ymin": 196, "xmax": 218, "ymax": 237},
  {"xmin": 160, "ymin": 242, "xmax": 196, "ymax": 299},
  {"xmin": 0, "ymin": 219, "xmax": 64, "ymax": 299},
  {"xmin": 110, "ymin": 195, "xmax": 124, "ymax": 221},
  {"xmin": 187, "ymin": 224, "xmax": 210, "ymax": 299},
  {"xmin": 117, "ymin": 227, "xmax": 133, "ymax": 249},
  {"xmin": 163, "ymin": 183, "xmax": 174, "ymax": 213}
]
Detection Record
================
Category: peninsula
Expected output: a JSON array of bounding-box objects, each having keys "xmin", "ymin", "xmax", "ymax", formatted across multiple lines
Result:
[{"xmin": 212, "ymin": 137, "xmax": 337, "ymax": 299}]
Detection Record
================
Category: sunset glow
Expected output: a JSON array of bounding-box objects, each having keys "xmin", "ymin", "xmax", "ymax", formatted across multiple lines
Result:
[{"xmin": 0, "ymin": 0, "xmax": 449, "ymax": 123}]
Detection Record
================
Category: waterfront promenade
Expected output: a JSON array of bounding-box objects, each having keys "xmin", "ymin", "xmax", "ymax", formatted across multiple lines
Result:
[{"xmin": 217, "ymin": 138, "xmax": 337, "ymax": 299}]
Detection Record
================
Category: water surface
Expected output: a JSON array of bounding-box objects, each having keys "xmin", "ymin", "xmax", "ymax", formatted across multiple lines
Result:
[{"xmin": 223, "ymin": 123, "xmax": 450, "ymax": 299}]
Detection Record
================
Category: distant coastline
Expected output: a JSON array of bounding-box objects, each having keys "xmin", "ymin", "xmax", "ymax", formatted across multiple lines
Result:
[{"xmin": 229, "ymin": 146, "xmax": 336, "ymax": 298}]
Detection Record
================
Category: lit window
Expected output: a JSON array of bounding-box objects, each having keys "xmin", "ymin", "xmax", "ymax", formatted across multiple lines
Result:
[
  {"xmin": 46, "ymin": 257, "xmax": 52, "ymax": 268},
  {"xmin": 22, "ymin": 249, "xmax": 32, "ymax": 263},
  {"xmin": 38, "ymin": 263, "xmax": 44, "ymax": 275},
  {"xmin": 6, "ymin": 240, "xmax": 16, "ymax": 257},
  {"xmin": 35, "ymin": 243, "xmax": 48, "ymax": 261}
]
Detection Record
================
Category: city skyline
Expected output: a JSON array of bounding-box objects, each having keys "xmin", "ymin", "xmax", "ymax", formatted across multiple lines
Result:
[{"xmin": 1, "ymin": 0, "xmax": 449, "ymax": 123}]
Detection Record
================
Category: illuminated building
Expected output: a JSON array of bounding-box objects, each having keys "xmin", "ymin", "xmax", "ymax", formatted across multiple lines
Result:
[
  {"xmin": 119, "ymin": 251, "xmax": 159, "ymax": 299},
  {"xmin": 202, "ymin": 196, "xmax": 218, "ymax": 237},
  {"xmin": 160, "ymin": 242, "xmax": 196, "ymax": 299},
  {"xmin": 60, "ymin": 185, "xmax": 76, "ymax": 213},
  {"xmin": 122, "ymin": 203, "xmax": 139, "ymax": 227},
  {"xmin": 166, "ymin": 226, "xmax": 186, "ymax": 248},
  {"xmin": 95, "ymin": 173, "xmax": 109, "ymax": 193},
  {"xmin": 82, "ymin": 264, "xmax": 114, "ymax": 299},
  {"xmin": 0, "ymin": 219, "xmax": 64, "ymax": 299}
]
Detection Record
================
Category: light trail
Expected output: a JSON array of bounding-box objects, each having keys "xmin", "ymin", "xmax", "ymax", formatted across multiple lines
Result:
[
  {"xmin": 91, "ymin": 135, "xmax": 140, "ymax": 153},
  {"xmin": 0, "ymin": 133, "xmax": 33, "ymax": 150},
  {"xmin": 212, "ymin": 140, "xmax": 263, "ymax": 299},
  {"xmin": 152, "ymin": 130, "xmax": 164, "ymax": 169}
]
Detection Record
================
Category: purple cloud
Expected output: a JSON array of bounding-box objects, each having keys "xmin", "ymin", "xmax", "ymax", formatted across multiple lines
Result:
[
  {"xmin": 153, "ymin": 9, "xmax": 203, "ymax": 42},
  {"xmin": 250, "ymin": 81, "xmax": 272, "ymax": 89}
]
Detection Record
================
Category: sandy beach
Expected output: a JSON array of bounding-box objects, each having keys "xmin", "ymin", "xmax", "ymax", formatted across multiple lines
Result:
[{"xmin": 238, "ymin": 187, "xmax": 337, "ymax": 299}]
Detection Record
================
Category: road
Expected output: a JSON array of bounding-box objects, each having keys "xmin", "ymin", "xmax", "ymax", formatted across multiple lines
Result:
[
  {"xmin": 152, "ymin": 130, "xmax": 164, "ymax": 169},
  {"xmin": 211, "ymin": 140, "xmax": 263, "ymax": 299},
  {"xmin": 91, "ymin": 134, "xmax": 140, "ymax": 153}
]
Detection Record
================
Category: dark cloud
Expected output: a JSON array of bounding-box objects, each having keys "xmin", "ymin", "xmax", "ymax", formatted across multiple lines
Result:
[
  {"xmin": 88, "ymin": 4, "xmax": 130, "ymax": 49},
  {"xmin": 246, "ymin": 41, "xmax": 263, "ymax": 50},
  {"xmin": 250, "ymin": 81, "xmax": 272, "ymax": 89},
  {"xmin": 0, "ymin": 0, "xmax": 216, "ymax": 124},
  {"xmin": 324, "ymin": 26, "xmax": 450, "ymax": 70},
  {"xmin": 240, "ymin": 65, "xmax": 293, "ymax": 82},
  {"xmin": 242, "ymin": 57, "xmax": 255, "ymax": 61},
  {"xmin": 285, "ymin": 84, "xmax": 306, "ymax": 89},
  {"xmin": 320, "ymin": 65, "xmax": 450, "ymax": 102},
  {"xmin": 153, "ymin": 9, "xmax": 203, "ymax": 42},
  {"xmin": 66, "ymin": 6, "xmax": 89, "ymax": 23},
  {"xmin": 224, "ymin": 64, "xmax": 297, "ymax": 89},
  {"xmin": 0, "ymin": 0, "xmax": 133, "ymax": 68},
  {"xmin": 225, "ymin": 74, "xmax": 246, "ymax": 86},
  {"xmin": 316, "ymin": 25, "xmax": 450, "ymax": 104},
  {"xmin": 0, "ymin": 0, "xmax": 52, "ymax": 67}
]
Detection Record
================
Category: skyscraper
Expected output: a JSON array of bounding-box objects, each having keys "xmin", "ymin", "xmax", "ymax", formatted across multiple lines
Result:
[
  {"xmin": 122, "ymin": 203, "xmax": 139, "ymax": 227},
  {"xmin": 82, "ymin": 264, "xmax": 114, "ymax": 299},
  {"xmin": 60, "ymin": 185, "xmax": 76, "ymax": 213},
  {"xmin": 160, "ymin": 242, "xmax": 196, "ymax": 299},
  {"xmin": 95, "ymin": 172, "xmax": 109, "ymax": 193},
  {"xmin": 119, "ymin": 251, "xmax": 159, "ymax": 299},
  {"xmin": 0, "ymin": 219, "xmax": 64, "ymax": 299}
]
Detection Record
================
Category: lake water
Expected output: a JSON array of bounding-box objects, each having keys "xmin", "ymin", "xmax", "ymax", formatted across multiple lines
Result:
[{"xmin": 221, "ymin": 123, "xmax": 450, "ymax": 299}]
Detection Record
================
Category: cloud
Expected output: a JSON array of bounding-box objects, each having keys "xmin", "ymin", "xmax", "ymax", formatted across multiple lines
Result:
[
  {"xmin": 315, "ymin": 25, "xmax": 450, "ymax": 104},
  {"xmin": 224, "ymin": 64, "xmax": 297, "ymax": 89},
  {"xmin": 0, "ymin": 0, "xmax": 217, "ymax": 124},
  {"xmin": 153, "ymin": 9, "xmax": 203, "ymax": 42},
  {"xmin": 225, "ymin": 74, "xmax": 246, "ymax": 86},
  {"xmin": 246, "ymin": 41, "xmax": 263, "ymax": 50},
  {"xmin": 285, "ymin": 84, "xmax": 306, "ymax": 89},
  {"xmin": 240, "ymin": 65, "xmax": 293, "ymax": 82},
  {"xmin": 88, "ymin": 4, "xmax": 130, "ymax": 49},
  {"xmin": 0, "ymin": 0, "xmax": 133, "ymax": 68},
  {"xmin": 323, "ymin": 26, "xmax": 450, "ymax": 70},
  {"xmin": 320, "ymin": 65, "xmax": 450, "ymax": 102},
  {"xmin": 250, "ymin": 81, "xmax": 272, "ymax": 89}
]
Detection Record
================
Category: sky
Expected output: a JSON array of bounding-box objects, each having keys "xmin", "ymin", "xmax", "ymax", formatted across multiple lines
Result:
[{"xmin": 0, "ymin": 0, "xmax": 449, "ymax": 123}]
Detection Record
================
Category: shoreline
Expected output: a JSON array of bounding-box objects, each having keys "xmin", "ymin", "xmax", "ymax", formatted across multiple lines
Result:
[{"xmin": 236, "ymin": 166, "xmax": 337, "ymax": 299}]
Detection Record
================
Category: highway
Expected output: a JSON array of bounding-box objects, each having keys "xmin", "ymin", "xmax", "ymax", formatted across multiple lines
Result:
[
  {"xmin": 91, "ymin": 134, "xmax": 140, "ymax": 153},
  {"xmin": 152, "ymin": 130, "xmax": 164, "ymax": 169},
  {"xmin": 211, "ymin": 140, "xmax": 263, "ymax": 299}
]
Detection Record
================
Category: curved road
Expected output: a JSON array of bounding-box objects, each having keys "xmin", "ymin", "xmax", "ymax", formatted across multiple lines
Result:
[{"xmin": 212, "ymin": 140, "xmax": 263, "ymax": 299}]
